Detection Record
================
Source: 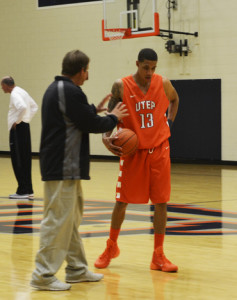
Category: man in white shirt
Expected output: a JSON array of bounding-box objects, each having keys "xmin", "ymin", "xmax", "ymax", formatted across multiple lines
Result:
[{"xmin": 1, "ymin": 76, "xmax": 38, "ymax": 199}]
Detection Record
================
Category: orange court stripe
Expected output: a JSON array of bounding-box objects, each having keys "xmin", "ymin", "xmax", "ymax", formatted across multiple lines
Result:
[
  {"xmin": 0, "ymin": 217, "xmax": 42, "ymax": 223},
  {"xmin": 169, "ymin": 230, "xmax": 237, "ymax": 234},
  {"xmin": 170, "ymin": 204, "xmax": 237, "ymax": 215},
  {"xmin": 5, "ymin": 225, "xmax": 34, "ymax": 228},
  {"xmin": 84, "ymin": 206, "xmax": 113, "ymax": 210},
  {"xmin": 79, "ymin": 227, "xmax": 153, "ymax": 234},
  {"xmin": 86, "ymin": 220, "xmax": 111, "ymax": 223},
  {"xmin": 84, "ymin": 211, "xmax": 153, "ymax": 217},
  {"xmin": 0, "ymin": 211, "xmax": 43, "ymax": 215}
]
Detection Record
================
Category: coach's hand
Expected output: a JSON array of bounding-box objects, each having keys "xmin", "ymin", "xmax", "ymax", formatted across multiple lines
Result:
[
  {"xmin": 108, "ymin": 102, "xmax": 129, "ymax": 121},
  {"xmin": 96, "ymin": 94, "xmax": 112, "ymax": 113}
]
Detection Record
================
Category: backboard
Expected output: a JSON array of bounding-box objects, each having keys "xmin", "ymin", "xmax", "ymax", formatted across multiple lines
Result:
[{"xmin": 102, "ymin": 0, "xmax": 159, "ymax": 41}]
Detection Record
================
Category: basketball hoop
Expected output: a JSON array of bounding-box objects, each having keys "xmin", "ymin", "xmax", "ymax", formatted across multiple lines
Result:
[
  {"xmin": 105, "ymin": 28, "xmax": 131, "ymax": 41},
  {"xmin": 102, "ymin": 0, "xmax": 159, "ymax": 41}
]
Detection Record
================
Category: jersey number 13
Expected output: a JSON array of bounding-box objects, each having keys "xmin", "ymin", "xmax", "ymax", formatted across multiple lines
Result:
[{"xmin": 140, "ymin": 113, "xmax": 154, "ymax": 129}]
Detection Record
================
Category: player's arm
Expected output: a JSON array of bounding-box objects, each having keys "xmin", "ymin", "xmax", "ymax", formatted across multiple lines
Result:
[
  {"xmin": 108, "ymin": 79, "xmax": 123, "ymax": 112},
  {"xmin": 163, "ymin": 77, "xmax": 179, "ymax": 128},
  {"xmin": 103, "ymin": 79, "xmax": 124, "ymax": 156}
]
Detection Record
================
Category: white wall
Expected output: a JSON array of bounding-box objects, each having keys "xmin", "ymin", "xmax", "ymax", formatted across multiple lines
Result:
[{"xmin": 0, "ymin": 0, "xmax": 236, "ymax": 161}]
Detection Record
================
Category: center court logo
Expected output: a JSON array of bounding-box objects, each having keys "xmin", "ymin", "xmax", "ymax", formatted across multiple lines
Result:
[{"xmin": 0, "ymin": 199, "xmax": 236, "ymax": 235}]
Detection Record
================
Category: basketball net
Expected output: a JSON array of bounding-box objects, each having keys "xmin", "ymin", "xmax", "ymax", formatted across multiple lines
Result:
[{"xmin": 105, "ymin": 28, "xmax": 127, "ymax": 41}]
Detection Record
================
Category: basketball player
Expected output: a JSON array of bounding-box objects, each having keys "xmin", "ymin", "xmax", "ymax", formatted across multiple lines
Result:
[{"xmin": 94, "ymin": 48, "xmax": 179, "ymax": 272}]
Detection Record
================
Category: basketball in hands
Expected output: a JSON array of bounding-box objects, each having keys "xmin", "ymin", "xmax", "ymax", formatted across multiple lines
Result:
[{"xmin": 112, "ymin": 128, "xmax": 138, "ymax": 157}]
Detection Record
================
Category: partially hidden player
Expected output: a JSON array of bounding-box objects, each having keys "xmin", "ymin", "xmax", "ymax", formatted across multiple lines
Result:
[{"xmin": 94, "ymin": 48, "xmax": 179, "ymax": 272}]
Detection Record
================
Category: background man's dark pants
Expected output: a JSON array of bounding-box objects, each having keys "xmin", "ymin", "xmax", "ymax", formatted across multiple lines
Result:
[{"xmin": 9, "ymin": 122, "xmax": 33, "ymax": 195}]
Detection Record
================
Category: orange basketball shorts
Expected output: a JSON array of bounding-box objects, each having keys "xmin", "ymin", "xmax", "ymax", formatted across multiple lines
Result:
[{"xmin": 115, "ymin": 139, "xmax": 171, "ymax": 204}]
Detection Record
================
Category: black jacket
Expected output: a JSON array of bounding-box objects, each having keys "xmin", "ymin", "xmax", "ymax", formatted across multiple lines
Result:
[{"xmin": 40, "ymin": 76, "xmax": 117, "ymax": 181}]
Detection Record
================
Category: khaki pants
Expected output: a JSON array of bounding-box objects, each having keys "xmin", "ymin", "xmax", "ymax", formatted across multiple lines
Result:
[{"xmin": 32, "ymin": 180, "xmax": 88, "ymax": 284}]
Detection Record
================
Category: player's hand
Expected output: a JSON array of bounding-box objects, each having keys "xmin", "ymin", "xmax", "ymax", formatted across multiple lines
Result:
[
  {"xmin": 96, "ymin": 94, "xmax": 112, "ymax": 113},
  {"xmin": 107, "ymin": 102, "xmax": 129, "ymax": 121},
  {"xmin": 102, "ymin": 134, "xmax": 123, "ymax": 156}
]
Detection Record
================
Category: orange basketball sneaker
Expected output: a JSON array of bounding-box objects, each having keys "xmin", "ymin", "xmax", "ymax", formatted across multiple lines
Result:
[
  {"xmin": 150, "ymin": 246, "xmax": 178, "ymax": 272},
  {"xmin": 94, "ymin": 238, "xmax": 120, "ymax": 269}
]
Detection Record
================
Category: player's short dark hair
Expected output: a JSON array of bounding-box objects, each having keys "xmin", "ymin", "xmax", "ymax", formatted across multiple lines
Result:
[
  {"xmin": 62, "ymin": 50, "xmax": 90, "ymax": 76},
  {"xmin": 1, "ymin": 76, "xmax": 15, "ymax": 86},
  {"xmin": 138, "ymin": 48, "xmax": 158, "ymax": 62}
]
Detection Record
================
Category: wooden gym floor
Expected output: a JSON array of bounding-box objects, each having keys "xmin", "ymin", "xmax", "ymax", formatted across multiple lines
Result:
[{"xmin": 0, "ymin": 155, "xmax": 237, "ymax": 300}]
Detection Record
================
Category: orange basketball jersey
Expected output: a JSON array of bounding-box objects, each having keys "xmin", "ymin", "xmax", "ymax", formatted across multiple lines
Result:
[{"xmin": 121, "ymin": 74, "xmax": 170, "ymax": 149}]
